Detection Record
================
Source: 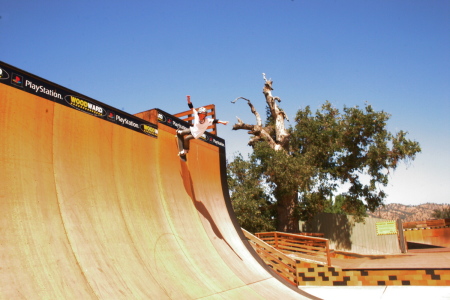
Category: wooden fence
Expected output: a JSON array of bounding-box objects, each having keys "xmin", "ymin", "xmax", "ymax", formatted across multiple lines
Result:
[
  {"xmin": 303, "ymin": 213, "xmax": 402, "ymax": 255},
  {"xmin": 255, "ymin": 231, "xmax": 332, "ymax": 266}
]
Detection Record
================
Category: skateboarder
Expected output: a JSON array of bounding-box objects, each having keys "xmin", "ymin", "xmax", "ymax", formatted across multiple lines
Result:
[{"xmin": 177, "ymin": 96, "xmax": 229, "ymax": 157}]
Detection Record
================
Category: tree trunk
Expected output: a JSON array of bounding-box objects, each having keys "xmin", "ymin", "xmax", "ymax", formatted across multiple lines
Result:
[{"xmin": 275, "ymin": 190, "xmax": 299, "ymax": 233}]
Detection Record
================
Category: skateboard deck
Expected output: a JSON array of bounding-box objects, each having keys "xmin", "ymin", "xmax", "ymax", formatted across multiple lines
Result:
[{"xmin": 175, "ymin": 133, "xmax": 187, "ymax": 162}]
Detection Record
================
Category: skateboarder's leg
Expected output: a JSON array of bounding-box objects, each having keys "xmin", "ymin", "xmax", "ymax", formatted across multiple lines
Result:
[
  {"xmin": 177, "ymin": 128, "xmax": 191, "ymax": 137},
  {"xmin": 177, "ymin": 129, "xmax": 193, "ymax": 156},
  {"xmin": 182, "ymin": 135, "xmax": 194, "ymax": 153}
]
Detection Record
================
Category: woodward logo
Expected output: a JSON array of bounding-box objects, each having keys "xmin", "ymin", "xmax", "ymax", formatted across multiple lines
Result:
[
  {"xmin": 25, "ymin": 80, "xmax": 62, "ymax": 99},
  {"xmin": 0, "ymin": 68, "xmax": 9, "ymax": 80},
  {"xmin": 65, "ymin": 95, "xmax": 106, "ymax": 117},
  {"xmin": 157, "ymin": 113, "xmax": 167, "ymax": 123},
  {"xmin": 141, "ymin": 124, "xmax": 158, "ymax": 137}
]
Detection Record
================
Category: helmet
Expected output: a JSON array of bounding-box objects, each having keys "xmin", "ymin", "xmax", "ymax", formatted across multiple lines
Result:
[{"xmin": 198, "ymin": 107, "xmax": 207, "ymax": 115}]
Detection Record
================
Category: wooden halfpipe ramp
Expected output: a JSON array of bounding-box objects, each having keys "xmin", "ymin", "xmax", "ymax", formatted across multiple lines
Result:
[{"xmin": 0, "ymin": 62, "xmax": 316, "ymax": 299}]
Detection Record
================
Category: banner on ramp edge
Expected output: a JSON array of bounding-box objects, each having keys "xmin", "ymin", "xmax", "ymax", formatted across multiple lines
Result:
[
  {"xmin": 0, "ymin": 61, "xmax": 158, "ymax": 138},
  {"xmin": 156, "ymin": 109, "xmax": 225, "ymax": 149}
]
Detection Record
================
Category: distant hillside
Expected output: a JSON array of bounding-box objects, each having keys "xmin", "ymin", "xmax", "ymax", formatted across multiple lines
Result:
[{"xmin": 367, "ymin": 203, "xmax": 450, "ymax": 222}]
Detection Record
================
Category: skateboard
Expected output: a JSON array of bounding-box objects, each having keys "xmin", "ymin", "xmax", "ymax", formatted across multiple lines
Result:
[{"xmin": 175, "ymin": 132, "xmax": 187, "ymax": 162}]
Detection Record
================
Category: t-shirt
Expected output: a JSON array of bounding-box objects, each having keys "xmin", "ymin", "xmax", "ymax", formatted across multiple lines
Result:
[{"xmin": 189, "ymin": 108, "xmax": 214, "ymax": 139}]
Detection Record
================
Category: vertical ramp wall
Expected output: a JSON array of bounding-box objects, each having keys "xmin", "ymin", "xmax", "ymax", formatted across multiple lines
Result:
[
  {"xmin": 0, "ymin": 62, "xmax": 316, "ymax": 299},
  {"xmin": 0, "ymin": 75, "xmax": 97, "ymax": 299}
]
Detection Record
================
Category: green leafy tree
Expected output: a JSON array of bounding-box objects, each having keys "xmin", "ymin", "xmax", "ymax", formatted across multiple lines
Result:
[
  {"xmin": 227, "ymin": 154, "xmax": 276, "ymax": 233},
  {"xmin": 230, "ymin": 74, "xmax": 421, "ymax": 232},
  {"xmin": 322, "ymin": 194, "xmax": 368, "ymax": 221}
]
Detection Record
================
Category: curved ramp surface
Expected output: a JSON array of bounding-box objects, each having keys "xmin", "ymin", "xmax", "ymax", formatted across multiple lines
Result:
[{"xmin": 0, "ymin": 62, "xmax": 317, "ymax": 299}]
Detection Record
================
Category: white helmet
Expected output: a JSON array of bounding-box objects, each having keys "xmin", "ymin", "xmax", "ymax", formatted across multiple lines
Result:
[{"xmin": 198, "ymin": 107, "xmax": 207, "ymax": 115}]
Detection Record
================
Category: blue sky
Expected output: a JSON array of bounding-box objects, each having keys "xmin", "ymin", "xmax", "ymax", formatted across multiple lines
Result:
[{"xmin": 1, "ymin": 0, "xmax": 449, "ymax": 206}]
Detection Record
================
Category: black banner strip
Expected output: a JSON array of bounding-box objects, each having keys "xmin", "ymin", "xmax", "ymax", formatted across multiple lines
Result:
[
  {"xmin": 0, "ymin": 61, "xmax": 158, "ymax": 138},
  {"xmin": 1, "ymin": 61, "xmax": 225, "ymax": 148}
]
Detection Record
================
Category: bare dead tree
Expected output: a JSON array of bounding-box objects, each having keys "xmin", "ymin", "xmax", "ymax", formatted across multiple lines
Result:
[{"xmin": 231, "ymin": 73, "xmax": 290, "ymax": 151}]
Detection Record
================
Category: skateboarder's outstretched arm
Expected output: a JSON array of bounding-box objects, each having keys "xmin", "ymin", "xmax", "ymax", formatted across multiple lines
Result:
[
  {"xmin": 187, "ymin": 95, "xmax": 194, "ymax": 110},
  {"xmin": 216, "ymin": 120, "xmax": 229, "ymax": 125}
]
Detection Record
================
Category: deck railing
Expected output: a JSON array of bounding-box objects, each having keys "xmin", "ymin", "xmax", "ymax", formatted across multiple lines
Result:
[
  {"xmin": 242, "ymin": 229, "xmax": 299, "ymax": 286},
  {"xmin": 255, "ymin": 231, "xmax": 332, "ymax": 266}
]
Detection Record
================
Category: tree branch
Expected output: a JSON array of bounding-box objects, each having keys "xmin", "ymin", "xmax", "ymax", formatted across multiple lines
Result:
[
  {"xmin": 232, "ymin": 97, "xmax": 263, "ymax": 127},
  {"xmin": 231, "ymin": 74, "xmax": 290, "ymax": 151},
  {"xmin": 232, "ymin": 117, "xmax": 256, "ymax": 131},
  {"xmin": 261, "ymin": 74, "xmax": 290, "ymax": 147}
]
